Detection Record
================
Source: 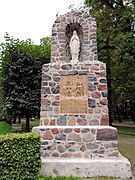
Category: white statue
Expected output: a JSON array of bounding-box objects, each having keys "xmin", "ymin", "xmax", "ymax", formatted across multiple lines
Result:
[{"xmin": 70, "ymin": 31, "xmax": 80, "ymax": 62}]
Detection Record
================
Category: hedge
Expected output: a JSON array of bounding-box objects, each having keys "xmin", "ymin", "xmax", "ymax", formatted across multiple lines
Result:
[{"xmin": 0, "ymin": 133, "xmax": 41, "ymax": 180}]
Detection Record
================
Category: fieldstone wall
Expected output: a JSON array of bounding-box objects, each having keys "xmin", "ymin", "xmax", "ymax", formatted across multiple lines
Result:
[
  {"xmin": 40, "ymin": 61, "xmax": 109, "ymax": 126},
  {"xmin": 33, "ymin": 126, "xmax": 118, "ymax": 159},
  {"xmin": 51, "ymin": 11, "xmax": 97, "ymax": 63}
]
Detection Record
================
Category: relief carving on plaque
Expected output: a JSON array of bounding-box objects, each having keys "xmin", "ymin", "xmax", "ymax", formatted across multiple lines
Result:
[{"xmin": 60, "ymin": 75, "xmax": 88, "ymax": 114}]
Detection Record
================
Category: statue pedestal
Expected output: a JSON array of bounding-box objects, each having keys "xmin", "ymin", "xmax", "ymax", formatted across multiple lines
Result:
[{"xmin": 32, "ymin": 126, "xmax": 132, "ymax": 179}]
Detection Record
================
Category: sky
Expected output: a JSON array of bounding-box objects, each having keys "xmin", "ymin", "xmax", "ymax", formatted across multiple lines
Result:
[{"xmin": 0, "ymin": 0, "xmax": 83, "ymax": 45}]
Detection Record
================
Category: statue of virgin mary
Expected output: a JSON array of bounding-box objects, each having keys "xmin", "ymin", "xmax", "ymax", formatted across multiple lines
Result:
[{"xmin": 70, "ymin": 31, "xmax": 80, "ymax": 62}]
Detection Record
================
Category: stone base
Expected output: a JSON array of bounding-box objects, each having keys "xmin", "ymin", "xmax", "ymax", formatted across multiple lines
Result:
[{"xmin": 41, "ymin": 154, "xmax": 132, "ymax": 179}]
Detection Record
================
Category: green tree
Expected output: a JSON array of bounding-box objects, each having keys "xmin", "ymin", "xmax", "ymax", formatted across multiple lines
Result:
[
  {"xmin": 85, "ymin": 0, "xmax": 135, "ymax": 125},
  {"xmin": 0, "ymin": 34, "xmax": 51, "ymax": 131}
]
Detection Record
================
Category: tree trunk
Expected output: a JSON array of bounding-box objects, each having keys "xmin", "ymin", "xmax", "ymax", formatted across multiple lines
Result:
[
  {"xmin": 13, "ymin": 116, "xmax": 16, "ymax": 124},
  {"xmin": 117, "ymin": 107, "xmax": 122, "ymax": 123},
  {"xmin": 18, "ymin": 115, "xmax": 21, "ymax": 124},
  {"xmin": 26, "ymin": 115, "xmax": 30, "ymax": 132},
  {"xmin": 131, "ymin": 114, "xmax": 135, "ymax": 124}
]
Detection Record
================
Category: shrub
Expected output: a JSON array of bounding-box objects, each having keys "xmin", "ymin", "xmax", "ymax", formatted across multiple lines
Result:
[{"xmin": 0, "ymin": 133, "xmax": 41, "ymax": 180}]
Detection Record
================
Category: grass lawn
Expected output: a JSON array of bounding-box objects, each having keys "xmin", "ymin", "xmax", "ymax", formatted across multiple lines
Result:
[
  {"xmin": 114, "ymin": 126, "xmax": 135, "ymax": 137},
  {"xmin": 21, "ymin": 118, "xmax": 40, "ymax": 131},
  {"xmin": 0, "ymin": 121, "xmax": 12, "ymax": 135},
  {"xmin": 113, "ymin": 120, "xmax": 135, "ymax": 125},
  {"xmin": 118, "ymin": 137, "xmax": 135, "ymax": 177}
]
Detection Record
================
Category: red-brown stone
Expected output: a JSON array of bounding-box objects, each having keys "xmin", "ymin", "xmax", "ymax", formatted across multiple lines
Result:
[
  {"xmin": 96, "ymin": 71, "xmax": 106, "ymax": 77},
  {"xmin": 51, "ymin": 128, "xmax": 59, "ymax": 134},
  {"xmin": 98, "ymin": 85, "xmax": 107, "ymax": 91},
  {"xmin": 43, "ymin": 132, "xmax": 53, "ymax": 140},
  {"xmin": 52, "ymin": 152, "xmax": 59, "ymax": 157},
  {"xmin": 88, "ymin": 109, "xmax": 93, "ymax": 114},
  {"xmin": 73, "ymin": 153, "xmax": 82, "ymax": 158},
  {"xmin": 55, "ymin": 95, "xmax": 60, "ymax": 100},
  {"xmin": 44, "ymin": 119, "xmax": 49, "ymax": 125},
  {"xmin": 80, "ymin": 145, "xmax": 86, "ymax": 152},
  {"xmin": 68, "ymin": 117, "xmax": 76, "ymax": 126},
  {"xmin": 49, "ymin": 82, "xmax": 56, "ymax": 87},
  {"xmin": 91, "ymin": 92, "xmax": 101, "ymax": 98},
  {"xmin": 52, "ymin": 101, "xmax": 59, "ymax": 106},
  {"xmin": 41, "ymin": 99, "xmax": 51, "ymax": 106},
  {"xmin": 50, "ymin": 119, "xmax": 56, "ymax": 126},
  {"xmin": 108, "ymin": 152, "xmax": 119, "ymax": 157},
  {"xmin": 61, "ymin": 153, "xmax": 72, "ymax": 158},
  {"xmin": 77, "ymin": 118, "xmax": 87, "ymax": 126},
  {"xmin": 43, "ymin": 153, "xmax": 49, "ymax": 157},
  {"xmin": 74, "ymin": 128, "xmax": 80, "ymax": 133},
  {"xmin": 101, "ymin": 115, "xmax": 109, "ymax": 125},
  {"xmin": 100, "ymin": 99, "xmax": 108, "ymax": 105},
  {"xmin": 97, "ymin": 128, "xmax": 118, "ymax": 141},
  {"xmin": 53, "ymin": 65, "xmax": 60, "ymax": 69},
  {"xmin": 90, "ymin": 65, "xmax": 99, "ymax": 71}
]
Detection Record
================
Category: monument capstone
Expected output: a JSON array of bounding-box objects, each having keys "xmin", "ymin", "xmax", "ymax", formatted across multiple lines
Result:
[{"xmin": 33, "ymin": 10, "xmax": 132, "ymax": 179}]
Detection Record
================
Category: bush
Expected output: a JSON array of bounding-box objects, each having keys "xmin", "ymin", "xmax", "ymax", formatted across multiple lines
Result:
[{"xmin": 0, "ymin": 133, "xmax": 41, "ymax": 180}]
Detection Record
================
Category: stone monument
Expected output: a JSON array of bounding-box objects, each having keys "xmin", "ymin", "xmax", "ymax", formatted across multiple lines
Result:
[{"xmin": 32, "ymin": 11, "xmax": 132, "ymax": 179}]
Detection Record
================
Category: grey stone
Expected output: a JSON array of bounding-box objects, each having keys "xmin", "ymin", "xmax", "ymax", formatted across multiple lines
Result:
[
  {"xmin": 45, "ymin": 144, "xmax": 56, "ymax": 151},
  {"xmin": 57, "ymin": 116, "xmax": 67, "ymax": 126},
  {"xmin": 79, "ymin": 71, "xmax": 89, "ymax": 75},
  {"xmin": 41, "ymin": 141, "xmax": 48, "ymax": 145},
  {"xmin": 41, "ymin": 106, "xmax": 53, "ymax": 111},
  {"xmin": 67, "ymin": 71, "xmax": 78, "ymax": 75},
  {"xmin": 86, "ymin": 143, "xmax": 98, "ymax": 150},
  {"xmin": 55, "ymin": 134, "xmax": 66, "ymax": 141},
  {"xmin": 91, "ymin": 129, "xmax": 96, "ymax": 135},
  {"xmin": 94, "ymin": 56, "xmax": 98, "ymax": 60},
  {"xmin": 53, "ymin": 76, "xmax": 60, "ymax": 82},
  {"xmin": 88, "ymin": 76, "xmax": 97, "ymax": 82},
  {"xmin": 52, "ymin": 85, "xmax": 60, "ymax": 94},
  {"xmin": 100, "ymin": 79, "xmax": 107, "ymax": 83},
  {"xmin": 61, "ymin": 64, "xmax": 72, "ymax": 70},
  {"xmin": 82, "ymin": 134, "xmax": 94, "ymax": 142},
  {"xmin": 81, "ymin": 66, "xmax": 89, "ymax": 70},
  {"xmin": 69, "ymin": 148, "xmax": 76, "ymax": 152},
  {"xmin": 52, "ymin": 33, "xmax": 57, "ymax": 36},
  {"xmin": 83, "ymin": 41, "xmax": 90, "ymax": 44},
  {"xmin": 41, "ymin": 87, "xmax": 50, "ymax": 94},
  {"xmin": 88, "ymin": 99, "xmax": 95, "ymax": 108},
  {"xmin": 104, "ymin": 143, "xmax": 118, "ymax": 149},
  {"xmin": 64, "ymin": 128, "xmax": 72, "ymax": 133},
  {"xmin": 102, "ymin": 92, "xmax": 108, "ymax": 97},
  {"xmin": 91, "ymin": 47, "xmax": 97, "ymax": 53},
  {"xmin": 42, "ymin": 74, "xmax": 52, "ymax": 81},
  {"xmin": 58, "ymin": 145, "xmax": 66, "ymax": 153},
  {"xmin": 89, "ymin": 120, "xmax": 99, "ymax": 125},
  {"xmin": 88, "ymin": 83, "xmax": 96, "ymax": 91},
  {"xmin": 81, "ymin": 128, "xmax": 90, "ymax": 133},
  {"xmin": 68, "ymin": 133, "xmax": 81, "ymax": 142}
]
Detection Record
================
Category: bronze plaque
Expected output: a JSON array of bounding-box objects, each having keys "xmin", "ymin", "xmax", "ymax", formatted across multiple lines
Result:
[{"xmin": 60, "ymin": 75, "xmax": 88, "ymax": 114}]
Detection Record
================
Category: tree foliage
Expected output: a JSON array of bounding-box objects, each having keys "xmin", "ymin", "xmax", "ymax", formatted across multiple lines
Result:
[
  {"xmin": 85, "ymin": 0, "xmax": 135, "ymax": 124},
  {"xmin": 0, "ymin": 34, "xmax": 51, "ymax": 131}
]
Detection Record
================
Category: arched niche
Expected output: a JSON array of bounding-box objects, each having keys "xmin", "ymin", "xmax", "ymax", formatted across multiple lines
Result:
[{"xmin": 65, "ymin": 23, "xmax": 83, "ymax": 62}]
